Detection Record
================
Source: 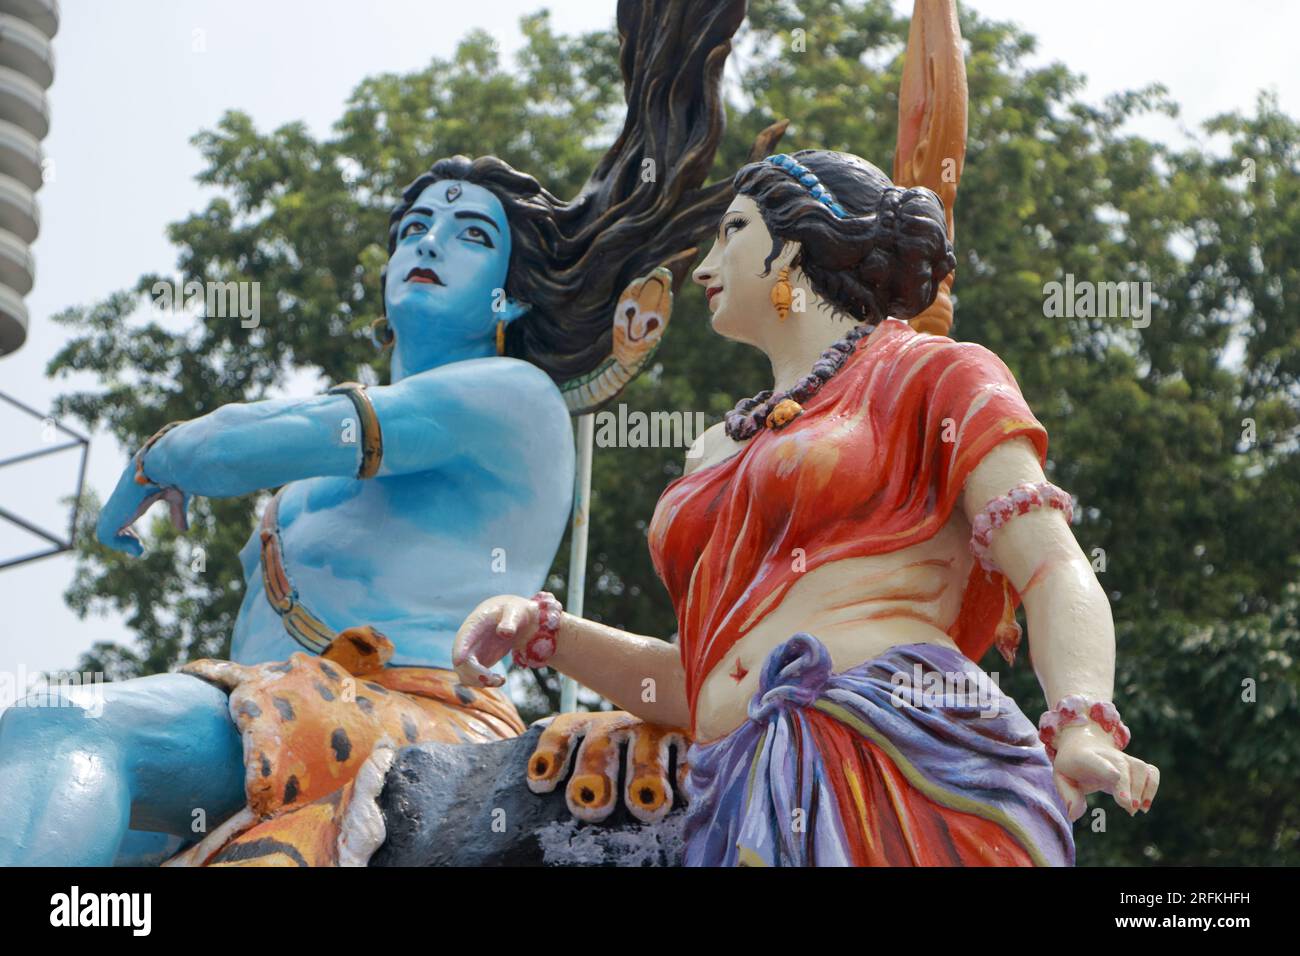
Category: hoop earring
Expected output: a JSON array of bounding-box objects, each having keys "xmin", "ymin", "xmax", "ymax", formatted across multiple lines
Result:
[
  {"xmin": 496, "ymin": 319, "xmax": 506, "ymax": 356},
  {"xmin": 770, "ymin": 266, "xmax": 793, "ymax": 321},
  {"xmin": 370, "ymin": 317, "xmax": 394, "ymax": 351}
]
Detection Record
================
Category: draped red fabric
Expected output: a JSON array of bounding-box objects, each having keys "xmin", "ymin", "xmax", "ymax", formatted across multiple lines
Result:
[
  {"xmin": 647, "ymin": 318, "xmax": 1050, "ymax": 729},
  {"xmin": 801, "ymin": 707, "xmax": 1037, "ymax": 866}
]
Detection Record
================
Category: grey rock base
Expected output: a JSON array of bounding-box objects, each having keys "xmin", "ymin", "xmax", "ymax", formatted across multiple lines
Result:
[{"xmin": 368, "ymin": 725, "xmax": 685, "ymax": 866}]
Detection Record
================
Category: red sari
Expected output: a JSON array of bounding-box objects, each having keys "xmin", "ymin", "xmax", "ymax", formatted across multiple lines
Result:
[
  {"xmin": 646, "ymin": 319, "xmax": 1072, "ymax": 866},
  {"xmin": 648, "ymin": 317, "xmax": 1049, "ymax": 730}
]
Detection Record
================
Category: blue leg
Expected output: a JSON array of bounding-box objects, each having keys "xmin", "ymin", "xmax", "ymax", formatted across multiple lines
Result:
[
  {"xmin": 111, "ymin": 829, "xmax": 191, "ymax": 867},
  {"xmin": 0, "ymin": 673, "xmax": 245, "ymax": 866}
]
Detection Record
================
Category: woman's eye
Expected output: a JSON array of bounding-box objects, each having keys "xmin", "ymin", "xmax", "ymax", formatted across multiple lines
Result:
[
  {"xmin": 401, "ymin": 220, "xmax": 428, "ymax": 239},
  {"xmin": 723, "ymin": 217, "xmax": 748, "ymax": 238},
  {"xmin": 459, "ymin": 226, "xmax": 494, "ymax": 248}
]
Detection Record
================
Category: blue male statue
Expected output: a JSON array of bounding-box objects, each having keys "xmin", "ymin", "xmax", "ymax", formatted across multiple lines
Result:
[{"xmin": 0, "ymin": 0, "xmax": 760, "ymax": 866}]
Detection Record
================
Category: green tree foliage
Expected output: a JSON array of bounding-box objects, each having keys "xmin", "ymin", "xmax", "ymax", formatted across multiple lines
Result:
[{"xmin": 46, "ymin": 2, "xmax": 1298, "ymax": 864}]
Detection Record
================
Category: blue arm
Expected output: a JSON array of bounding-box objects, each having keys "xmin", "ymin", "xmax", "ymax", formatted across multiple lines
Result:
[
  {"xmin": 142, "ymin": 391, "xmax": 359, "ymax": 497},
  {"xmin": 146, "ymin": 358, "xmax": 555, "ymax": 495},
  {"xmin": 96, "ymin": 358, "xmax": 563, "ymax": 554}
]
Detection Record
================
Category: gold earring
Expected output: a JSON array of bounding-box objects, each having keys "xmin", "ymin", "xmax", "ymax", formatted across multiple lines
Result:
[
  {"xmin": 370, "ymin": 317, "xmax": 394, "ymax": 351},
  {"xmin": 770, "ymin": 266, "xmax": 793, "ymax": 321},
  {"xmin": 496, "ymin": 319, "xmax": 506, "ymax": 356}
]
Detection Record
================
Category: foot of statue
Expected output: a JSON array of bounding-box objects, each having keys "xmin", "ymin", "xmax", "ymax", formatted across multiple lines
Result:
[{"xmin": 524, "ymin": 711, "xmax": 690, "ymax": 823}]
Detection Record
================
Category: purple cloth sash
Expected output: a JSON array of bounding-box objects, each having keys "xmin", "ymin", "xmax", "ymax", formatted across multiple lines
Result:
[{"xmin": 682, "ymin": 633, "xmax": 1075, "ymax": 866}]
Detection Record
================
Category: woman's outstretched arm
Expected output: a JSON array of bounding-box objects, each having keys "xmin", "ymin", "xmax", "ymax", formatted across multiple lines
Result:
[
  {"xmin": 960, "ymin": 437, "xmax": 1116, "ymax": 705},
  {"xmin": 960, "ymin": 436, "xmax": 1160, "ymax": 820},
  {"xmin": 453, "ymin": 597, "xmax": 691, "ymax": 729}
]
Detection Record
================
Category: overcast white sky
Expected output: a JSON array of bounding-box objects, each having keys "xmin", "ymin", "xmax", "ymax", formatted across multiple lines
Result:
[{"xmin": 1, "ymin": 0, "xmax": 1297, "ymax": 693}]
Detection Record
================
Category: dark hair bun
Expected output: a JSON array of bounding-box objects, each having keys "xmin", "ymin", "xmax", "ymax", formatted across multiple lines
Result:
[{"xmin": 733, "ymin": 150, "xmax": 955, "ymax": 323}]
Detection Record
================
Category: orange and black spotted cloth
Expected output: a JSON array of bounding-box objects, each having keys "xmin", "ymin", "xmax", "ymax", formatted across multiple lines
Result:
[{"xmin": 166, "ymin": 627, "xmax": 524, "ymax": 867}]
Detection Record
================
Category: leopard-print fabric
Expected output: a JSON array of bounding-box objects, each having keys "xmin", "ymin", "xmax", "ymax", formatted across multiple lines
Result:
[{"xmin": 167, "ymin": 626, "xmax": 523, "ymax": 866}]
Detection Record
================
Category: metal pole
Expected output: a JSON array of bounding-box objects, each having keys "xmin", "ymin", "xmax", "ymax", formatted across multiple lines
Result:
[{"xmin": 561, "ymin": 413, "xmax": 595, "ymax": 712}]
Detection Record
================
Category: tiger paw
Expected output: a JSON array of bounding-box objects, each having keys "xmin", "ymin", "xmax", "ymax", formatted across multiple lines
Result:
[{"xmin": 526, "ymin": 711, "xmax": 690, "ymax": 824}]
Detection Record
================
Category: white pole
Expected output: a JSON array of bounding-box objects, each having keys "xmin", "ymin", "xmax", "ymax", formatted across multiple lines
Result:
[{"xmin": 561, "ymin": 413, "xmax": 595, "ymax": 712}]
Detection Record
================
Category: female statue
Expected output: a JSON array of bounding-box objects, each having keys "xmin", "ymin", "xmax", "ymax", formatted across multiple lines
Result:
[
  {"xmin": 454, "ymin": 149, "xmax": 1161, "ymax": 866},
  {"xmin": 0, "ymin": 0, "xmax": 762, "ymax": 866}
]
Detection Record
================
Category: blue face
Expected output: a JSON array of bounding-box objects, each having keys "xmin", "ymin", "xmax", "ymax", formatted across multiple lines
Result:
[{"xmin": 384, "ymin": 180, "xmax": 514, "ymax": 373}]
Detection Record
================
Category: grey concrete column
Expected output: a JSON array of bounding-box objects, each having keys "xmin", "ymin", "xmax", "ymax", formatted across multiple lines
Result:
[{"xmin": 0, "ymin": 0, "xmax": 57, "ymax": 355}]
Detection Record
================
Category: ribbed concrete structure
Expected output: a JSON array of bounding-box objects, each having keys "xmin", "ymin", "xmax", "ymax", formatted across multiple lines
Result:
[{"xmin": 0, "ymin": 0, "xmax": 56, "ymax": 356}]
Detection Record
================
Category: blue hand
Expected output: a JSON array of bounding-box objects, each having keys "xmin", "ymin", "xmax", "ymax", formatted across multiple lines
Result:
[{"xmin": 96, "ymin": 455, "xmax": 190, "ymax": 557}]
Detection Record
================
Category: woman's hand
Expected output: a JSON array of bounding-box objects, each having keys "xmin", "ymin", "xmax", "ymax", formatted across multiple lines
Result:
[
  {"xmin": 452, "ymin": 595, "xmax": 541, "ymax": 689},
  {"xmin": 1050, "ymin": 723, "xmax": 1159, "ymax": 822},
  {"xmin": 96, "ymin": 453, "xmax": 190, "ymax": 557}
]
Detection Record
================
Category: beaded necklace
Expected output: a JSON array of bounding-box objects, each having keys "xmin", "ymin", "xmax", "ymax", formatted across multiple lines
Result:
[{"xmin": 723, "ymin": 321, "xmax": 876, "ymax": 441}]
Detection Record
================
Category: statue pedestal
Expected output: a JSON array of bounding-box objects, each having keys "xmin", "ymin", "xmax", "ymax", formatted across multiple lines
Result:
[{"xmin": 368, "ymin": 725, "xmax": 685, "ymax": 867}]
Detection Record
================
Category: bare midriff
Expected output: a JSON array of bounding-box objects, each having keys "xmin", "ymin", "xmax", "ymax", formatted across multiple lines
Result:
[{"xmin": 691, "ymin": 508, "xmax": 973, "ymax": 744}]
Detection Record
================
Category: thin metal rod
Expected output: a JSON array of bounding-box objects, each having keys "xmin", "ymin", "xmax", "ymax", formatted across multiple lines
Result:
[
  {"xmin": 0, "ymin": 391, "xmax": 90, "ymax": 441},
  {"xmin": 561, "ymin": 413, "xmax": 595, "ymax": 713},
  {"xmin": 0, "ymin": 440, "xmax": 84, "ymax": 468},
  {"xmin": 69, "ymin": 432, "xmax": 90, "ymax": 544},
  {"xmin": 0, "ymin": 391, "xmax": 93, "ymax": 571},
  {"xmin": 0, "ymin": 546, "xmax": 66, "ymax": 571},
  {"xmin": 0, "ymin": 504, "xmax": 67, "ymax": 547}
]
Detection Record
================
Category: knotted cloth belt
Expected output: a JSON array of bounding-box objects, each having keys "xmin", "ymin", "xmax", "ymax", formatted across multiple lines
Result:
[{"xmin": 259, "ymin": 381, "xmax": 383, "ymax": 654}]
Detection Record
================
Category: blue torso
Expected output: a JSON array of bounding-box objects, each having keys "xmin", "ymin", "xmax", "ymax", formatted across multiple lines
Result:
[{"xmin": 230, "ymin": 358, "xmax": 575, "ymax": 669}]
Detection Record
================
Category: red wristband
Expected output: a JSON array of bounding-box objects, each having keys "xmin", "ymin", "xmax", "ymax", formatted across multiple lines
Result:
[
  {"xmin": 1038, "ymin": 694, "xmax": 1131, "ymax": 760},
  {"xmin": 511, "ymin": 591, "xmax": 563, "ymax": 668}
]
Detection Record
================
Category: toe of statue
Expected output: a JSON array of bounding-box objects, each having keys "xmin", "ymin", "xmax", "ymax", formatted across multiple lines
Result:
[{"xmin": 525, "ymin": 711, "xmax": 690, "ymax": 824}]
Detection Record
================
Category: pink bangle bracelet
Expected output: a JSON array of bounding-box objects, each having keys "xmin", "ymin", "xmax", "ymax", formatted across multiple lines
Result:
[
  {"xmin": 1038, "ymin": 694, "xmax": 1131, "ymax": 760},
  {"xmin": 970, "ymin": 480, "xmax": 1073, "ymax": 574},
  {"xmin": 512, "ymin": 591, "xmax": 563, "ymax": 669}
]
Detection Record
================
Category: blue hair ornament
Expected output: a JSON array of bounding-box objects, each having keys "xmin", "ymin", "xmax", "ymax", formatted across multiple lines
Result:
[{"xmin": 765, "ymin": 153, "xmax": 849, "ymax": 218}]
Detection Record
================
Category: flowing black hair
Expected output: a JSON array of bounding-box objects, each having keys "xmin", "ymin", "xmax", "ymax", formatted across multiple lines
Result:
[
  {"xmin": 732, "ymin": 150, "xmax": 956, "ymax": 325},
  {"xmin": 383, "ymin": 0, "xmax": 756, "ymax": 382}
]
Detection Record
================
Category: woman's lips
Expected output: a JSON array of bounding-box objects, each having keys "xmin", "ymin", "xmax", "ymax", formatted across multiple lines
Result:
[{"xmin": 705, "ymin": 286, "xmax": 722, "ymax": 305}]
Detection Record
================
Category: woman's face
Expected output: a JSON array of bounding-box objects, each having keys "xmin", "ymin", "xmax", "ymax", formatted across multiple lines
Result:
[{"xmin": 693, "ymin": 194, "xmax": 790, "ymax": 345}]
